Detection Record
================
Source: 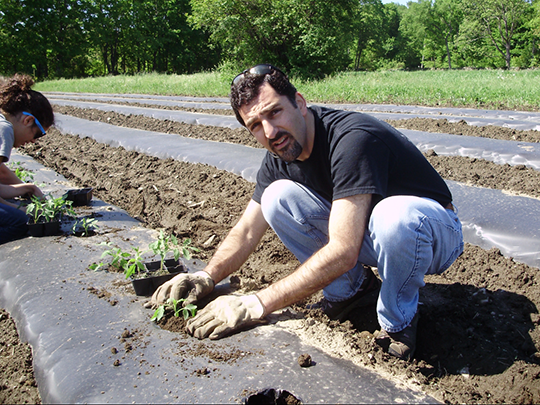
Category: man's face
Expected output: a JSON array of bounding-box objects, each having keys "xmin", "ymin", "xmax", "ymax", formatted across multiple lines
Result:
[{"xmin": 239, "ymin": 82, "xmax": 310, "ymax": 162}]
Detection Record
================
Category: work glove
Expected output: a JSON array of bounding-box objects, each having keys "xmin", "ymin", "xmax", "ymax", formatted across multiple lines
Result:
[
  {"xmin": 186, "ymin": 294, "xmax": 265, "ymax": 340},
  {"xmin": 145, "ymin": 271, "xmax": 214, "ymax": 309}
]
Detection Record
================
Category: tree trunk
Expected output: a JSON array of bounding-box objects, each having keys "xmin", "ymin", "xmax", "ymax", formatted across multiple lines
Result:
[
  {"xmin": 445, "ymin": 36, "xmax": 452, "ymax": 69},
  {"xmin": 354, "ymin": 36, "xmax": 362, "ymax": 71}
]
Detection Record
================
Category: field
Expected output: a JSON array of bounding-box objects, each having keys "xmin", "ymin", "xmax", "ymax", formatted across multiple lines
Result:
[
  {"xmin": 2, "ymin": 71, "xmax": 540, "ymax": 403},
  {"xmin": 34, "ymin": 69, "xmax": 540, "ymax": 110}
]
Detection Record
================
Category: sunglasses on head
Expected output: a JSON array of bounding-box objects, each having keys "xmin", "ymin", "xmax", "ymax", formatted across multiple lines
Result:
[
  {"xmin": 22, "ymin": 111, "xmax": 46, "ymax": 139},
  {"xmin": 232, "ymin": 64, "xmax": 286, "ymax": 86}
]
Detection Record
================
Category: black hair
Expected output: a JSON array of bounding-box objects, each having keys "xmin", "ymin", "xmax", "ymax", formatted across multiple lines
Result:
[{"xmin": 230, "ymin": 67, "xmax": 297, "ymax": 127}]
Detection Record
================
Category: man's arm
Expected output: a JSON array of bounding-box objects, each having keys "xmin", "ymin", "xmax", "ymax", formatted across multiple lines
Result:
[
  {"xmin": 186, "ymin": 193, "xmax": 373, "ymax": 339},
  {"xmin": 204, "ymin": 199, "xmax": 270, "ymax": 284},
  {"xmin": 256, "ymin": 193, "xmax": 372, "ymax": 315},
  {"xmin": 148, "ymin": 199, "xmax": 270, "ymax": 307},
  {"xmin": 0, "ymin": 162, "xmax": 23, "ymax": 185}
]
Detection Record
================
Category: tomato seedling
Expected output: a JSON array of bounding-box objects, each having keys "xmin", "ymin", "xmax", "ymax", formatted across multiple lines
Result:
[
  {"xmin": 72, "ymin": 217, "xmax": 99, "ymax": 236},
  {"xmin": 148, "ymin": 231, "xmax": 200, "ymax": 271},
  {"xmin": 151, "ymin": 298, "xmax": 197, "ymax": 322}
]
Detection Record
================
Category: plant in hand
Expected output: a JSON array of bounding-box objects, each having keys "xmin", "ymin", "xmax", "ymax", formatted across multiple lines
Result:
[{"xmin": 151, "ymin": 298, "xmax": 197, "ymax": 322}]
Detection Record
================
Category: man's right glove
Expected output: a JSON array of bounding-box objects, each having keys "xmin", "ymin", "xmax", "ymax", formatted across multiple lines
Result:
[
  {"xmin": 145, "ymin": 271, "xmax": 214, "ymax": 309},
  {"xmin": 186, "ymin": 294, "xmax": 265, "ymax": 340}
]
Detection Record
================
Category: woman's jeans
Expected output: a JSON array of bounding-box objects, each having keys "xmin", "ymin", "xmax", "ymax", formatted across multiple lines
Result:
[
  {"xmin": 0, "ymin": 202, "xmax": 28, "ymax": 244},
  {"xmin": 260, "ymin": 180, "xmax": 464, "ymax": 333}
]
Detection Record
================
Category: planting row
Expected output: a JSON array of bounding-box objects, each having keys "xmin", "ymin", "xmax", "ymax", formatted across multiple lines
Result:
[{"xmin": 45, "ymin": 92, "xmax": 540, "ymax": 131}]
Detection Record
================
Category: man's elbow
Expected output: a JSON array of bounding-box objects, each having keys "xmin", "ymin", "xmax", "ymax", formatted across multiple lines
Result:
[{"xmin": 327, "ymin": 242, "xmax": 361, "ymax": 270}]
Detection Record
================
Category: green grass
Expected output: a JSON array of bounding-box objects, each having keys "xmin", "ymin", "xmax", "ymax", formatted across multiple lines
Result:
[
  {"xmin": 34, "ymin": 69, "xmax": 540, "ymax": 111},
  {"xmin": 34, "ymin": 71, "xmax": 231, "ymax": 98}
]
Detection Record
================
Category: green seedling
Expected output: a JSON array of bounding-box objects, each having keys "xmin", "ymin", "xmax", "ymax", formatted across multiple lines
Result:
[
  {"xmin": 151, "ymin": 298, "xmax": 197, "ymax": 322},
  {"xmin": 148, "ymin": 231, "xmax": 180, "ymax": 271},
  {"xmin": 100, "ymin": 243, "xmax": 147, "ymax": 279},
  {"xmin": 8, "ymin": 161, "xmax": 34, "ymax": 183},
  {"xmin": 26, "ymin": 194, "xmax": 75, "ymax": 223},
  {"xmin": 72, "ymin": 217, "xmax": 99, "ymax": 236},
  {"xmin": 25, "ymin": 196, "xmax": 44, "ymax": 224},
  {"xmin": 124, "ymin": 247, "xmax": 146, "ymax": 279},
  {"xmin": 100, "ymin": 246, "xmax": 130, "ymax": 270},
  {"xmin": 180, "ymin": 238, "xmax": 200, "ymax": 261},
  {"xmin": 148, "ymin": 231, "xmax": 200, "ymax": 271},
  {"xmin": 89, "ymin": 262, "xmax": 104, "ymax": 271}
]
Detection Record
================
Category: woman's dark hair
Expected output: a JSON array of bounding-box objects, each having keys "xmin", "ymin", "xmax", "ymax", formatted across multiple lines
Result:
[
  {"xmin": 0, "ymin": 74, "xmax": 54, "ymax": 128},
  {"xmin": 230, "ymin": 67, "xmax": 297, "ymax": 127}
]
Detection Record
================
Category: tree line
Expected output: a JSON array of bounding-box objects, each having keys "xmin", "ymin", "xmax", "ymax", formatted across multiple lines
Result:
[{"xmin": 0, "ymin": 0, "xmax": 537, "ymax": 80}]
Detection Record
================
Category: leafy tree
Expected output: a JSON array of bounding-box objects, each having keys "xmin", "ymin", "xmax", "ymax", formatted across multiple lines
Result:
[
  {"xmin": 188, "ymin": 0, "xmax": 357, "ymax": 78},
  {"xmin": 46, "ymin": 0, "xmax": 89, "ymax": 78},
  {"xmin": 402, "ymin": 0, "xmax": 462, "ymax": 69},
  {"xmin": 350, "ymin": 1, "xmax": 416, "ymax": 71},
  {"xmin": 384, "ymin": 3, "xmax": 418, "ymax": 69},
  {"xmin": 0, "ymin": 0, "xmax": 88, "ymax": 79},
  {"xmin": 462, "ymin": 0, "xmax": 531, "ymax": 69},
  {"xmin": 130, "ymin": 0, "xmax": 218, "ymax": 74},
  {"xmin": 86, "ymin": 0, "xmax": 131, "ymax": 75},
  {"xmin": 85, "ymin": 0, "xmax": 219, "ymax": 76},
  {"xmin": 353, "ymin": 0, "xmax": 386, "ymax": 71},
  {"xmin": 524, "ymin": 0, "xmax": 540, "ymax": 66}
]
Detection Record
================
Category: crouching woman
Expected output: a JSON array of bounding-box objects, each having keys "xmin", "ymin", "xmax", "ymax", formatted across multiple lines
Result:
[{"xmin": 0, "ymin": 74, "xmax": 54, "ymax": 244}]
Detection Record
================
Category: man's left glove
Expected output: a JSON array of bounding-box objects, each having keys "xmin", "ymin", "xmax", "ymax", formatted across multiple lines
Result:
[{"xmin": 186, "ymin": 295, "xmax": 265, "ymax": 340}]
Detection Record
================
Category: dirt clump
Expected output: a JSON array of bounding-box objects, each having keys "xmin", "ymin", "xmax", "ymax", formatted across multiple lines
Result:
[{"xmin": 297, "ymin": 353, "xmax": 312, "ymax": 367}]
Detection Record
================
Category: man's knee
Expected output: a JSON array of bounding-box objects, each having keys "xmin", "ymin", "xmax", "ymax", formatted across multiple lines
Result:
[
  {"xmin": 260, "ymin": 180, "xmax": 299, "ymax": 221},
  {"xmin": 261, "ymin": 179, "xmax": 297, "ymax": 205},
  {"xmin": 260, "ymin": 180, "xmax": 331, "ymax": 230}
]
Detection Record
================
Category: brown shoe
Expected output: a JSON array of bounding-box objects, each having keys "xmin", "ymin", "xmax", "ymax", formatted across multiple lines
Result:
[
  {"xmin": 376, "ymin": 312, "xmax": 420, "ymax": 361},
  {"xmin": 309, "ymin": 270, "xmax": 381, "ymax": 321}
]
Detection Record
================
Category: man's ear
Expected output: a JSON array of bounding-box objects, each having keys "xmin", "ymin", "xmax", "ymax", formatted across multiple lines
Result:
[{"xmin": 295, "ymin": 92, "xmax": 308, "ymax": 114}]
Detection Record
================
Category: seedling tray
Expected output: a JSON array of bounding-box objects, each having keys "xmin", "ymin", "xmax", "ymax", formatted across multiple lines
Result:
[
  {"xmin": 27, "ymin": 220, "xmax": 60, "ymax": 237},
  {"xmin": 132, "ymin": 261, "xmax": 187, "ymax": 296},
  {"xmin": 64, "ymin": 187, "xmax": 93, "ymax": 206}
]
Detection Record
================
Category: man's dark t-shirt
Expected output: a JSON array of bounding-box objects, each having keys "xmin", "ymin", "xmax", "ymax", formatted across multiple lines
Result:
[{"xmin": 252, "ymin": 106, "xmax": 452, "ymax": 208}]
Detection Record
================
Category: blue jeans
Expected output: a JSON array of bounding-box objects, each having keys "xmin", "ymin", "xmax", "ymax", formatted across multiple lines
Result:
[
  {"xmin": 260, "ymin": 180, "xmax": 464, "ymax": 333},
  {"xmin": 0, "ymin": 202, "xmax": 29, "ymax": 244}
]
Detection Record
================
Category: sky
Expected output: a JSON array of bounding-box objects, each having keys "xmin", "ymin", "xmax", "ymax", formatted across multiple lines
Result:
[{"xmin": 381, "ymin": 0, "xmax": 410, "ymax": 5}]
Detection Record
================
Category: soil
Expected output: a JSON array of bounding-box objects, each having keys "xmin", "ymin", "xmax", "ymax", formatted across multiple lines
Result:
[
  {"xmin": 2, "ymin": 103, "xmax": 540, "ymax": 404},
  {"xmin": 0, "ymin": 310, "xmax": 40, "ymax": 405}
]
